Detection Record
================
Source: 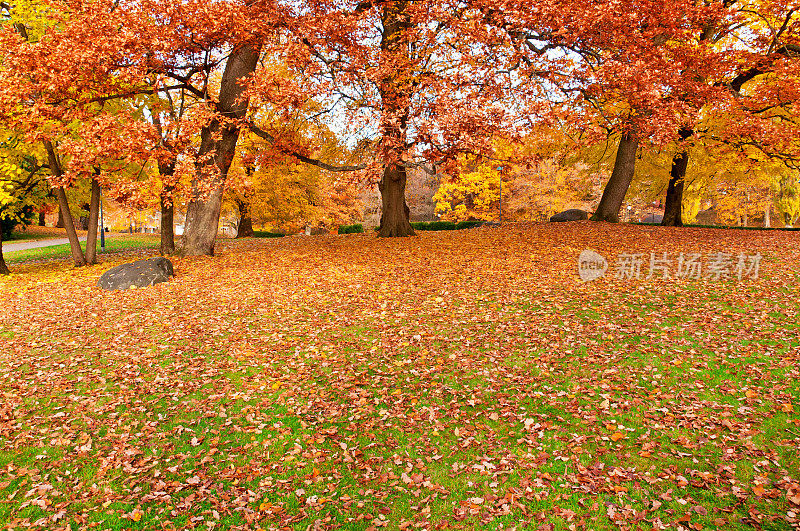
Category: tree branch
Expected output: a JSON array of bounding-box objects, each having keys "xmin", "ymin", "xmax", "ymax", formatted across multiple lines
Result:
[{"xmin": 246, "ymin": 121, "xmax": 367, "ymax": 172}]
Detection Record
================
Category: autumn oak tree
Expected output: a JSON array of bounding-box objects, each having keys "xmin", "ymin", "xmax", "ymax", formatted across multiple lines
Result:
[{"xmin": 2, "ymin": 0, "xmax": 798, "ymax": 259}]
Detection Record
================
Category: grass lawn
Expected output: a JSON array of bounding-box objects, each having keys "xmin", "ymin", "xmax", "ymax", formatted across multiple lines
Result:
[
  {"xmin": 0, "ymin": 222, "xmax": 798, "ymax": 530},
  {"xmin": 4, "ymin": 234, "xmax": 161, "ymax": 263}
]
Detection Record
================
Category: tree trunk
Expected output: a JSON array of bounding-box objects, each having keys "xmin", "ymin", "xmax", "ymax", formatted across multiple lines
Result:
[
  {"xmin": 591, "ymin": 132, "xmax": 639, "ymax": 222},
  {"xmin": 85, "ymin": 178, "xmax": 101, "ymax": 264},
  {"xmin": 235, "ymin": 196, "xmax": 254, "ymax": 238},
  {"xmin": 159, "ymin": 158, "xmax": 176, "ymax": 255},
  {"xmin": 160, "ymin": 184, "xmax": 175, "ymax": 255},
  {"xmin": 56, "ymin": 205, "xmax": 65, "ymax": 228},
  {"xmin": 378, "ymin": 164, "xmax": 415, "ymax": 237},
  {"xmin": 38, "ymin": 211, "xmax": 45, "ymax": 226},
  {"xmin": 0, "ymin": 233, "xmax": 9, "ymax": 275},
  {"xmin": 44, "ymin": 141, "xmax": 86, "ymax": 266},
  {"xmin": 764, "ymin": 204, "xmax": 770, "ymax": 228},
  {"xmin": 376, "ymin": 2, "xmax": 415, "ymax": 238},
  {"xmin": 661, "ymin": 128, "xmax": 694, "ymax": 227},
  {"xmin": 182, "ymin": 43, "xmax": 262, "ymax": 256},
  {"xmin": 54, "ymin": 186, "xmax": 86, "ymax": 266}
]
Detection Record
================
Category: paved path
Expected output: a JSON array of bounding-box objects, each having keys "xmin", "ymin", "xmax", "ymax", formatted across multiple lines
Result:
[{"xmin": 4, "ymin": 236, "xmax": 88, "ymax": 252}]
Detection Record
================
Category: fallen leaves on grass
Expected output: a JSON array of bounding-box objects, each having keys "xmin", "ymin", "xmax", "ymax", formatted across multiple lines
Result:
[{"xmin": 0, "ymin": 222, "xmax": 799, "ymax": 529}]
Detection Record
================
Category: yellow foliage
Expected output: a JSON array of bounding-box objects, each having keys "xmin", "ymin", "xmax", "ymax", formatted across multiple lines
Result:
[{"xmin": 434, "ymin": 162, "xmax": 503, "ymax": 222}]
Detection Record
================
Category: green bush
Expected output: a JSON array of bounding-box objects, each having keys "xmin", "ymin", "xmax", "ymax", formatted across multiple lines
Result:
[
  {"xmin": 252, "ymin": 231, "xmax": 285, "ymax": 238},
  {"xmin": 374, "ymin": 220, "xmax": 480, "ymax": 232},
  {"xmin": 455, "ymin": 220, "xmax": 484, "ymax": 230},
  {"xmin": 427, "ymin": 220, "xmax": 457, "ymax": 231},
  {"xmin": 338, "ymin": 224, "xmax": 364, "ymax": 234}
]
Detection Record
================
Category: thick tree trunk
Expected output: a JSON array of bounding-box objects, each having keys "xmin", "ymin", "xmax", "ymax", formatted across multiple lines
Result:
[
  {"xmin": 235, "ymin": 196, "xmax": 254, "ymax": 238},
  {"xmin": 378, "ymin": 164, "xmax": 415, "ymax": 237},
  {"xmin": 38, "ymin": 211, "xmax": 45, "ymax": 226},
  {"xmin": 160, "ymin": 185, "xmax": 175, "ymax": 255},
  {"xmin": 0, "ymin": 233, "xmax": 9, "ymax": 275},
  {"xmin": 661, "ymin": 128, "xmax": 694, "ymax": 227},
  {"xmin": 376, "ymin": 2, "xmax": 415, "ymax": 238},
  {"xmin": 182, "ymin": 43, "xmax": 262, "ymax": 256},
  {"xmin": 85, "ymin": 178, "xmax": 101, "ymax": 264},
  {"xmin": 44, "ymin": 141, "xmax": 86, "ymax": 266},
  {"xmin": 159, "ymin": 159, "xmax": 176, "ymax": 255},
  {"xmin": 591, "ymin": 132, "xmax": 639, "ymax": 222},
  {"xmin": 56, "ymin": 206, "xmax": 65, "ymax": 228}
]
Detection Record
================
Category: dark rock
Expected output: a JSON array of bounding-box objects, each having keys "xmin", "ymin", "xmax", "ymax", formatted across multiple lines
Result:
[
  {"xmin": 304, "ymin": 225, "xmax": 329, "ymax": 235},
  {"xmin": 550, "ymin": 209, "xmax": 588, "ymax": 222},
  {"xmin": 641, "ymin": 213, "xmax": 663, "ymax": 223},
  {"xmin": 98, "ymin": 257, "xmax": 174, "ymax": 291}
]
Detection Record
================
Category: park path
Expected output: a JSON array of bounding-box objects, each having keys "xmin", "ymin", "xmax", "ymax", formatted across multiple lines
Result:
[{"xmin": 4, "ymin": 236, "xmax": 88, "ymax": 252}]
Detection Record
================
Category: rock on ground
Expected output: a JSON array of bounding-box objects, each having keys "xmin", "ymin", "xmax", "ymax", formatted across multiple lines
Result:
[
  {"xmin": 641, "ymin": 213, "xmax": 664, "ymax": 223},
  {"xmin": 97, "ymin": 257, "xmax": 174, "ymax": 291},
  {"xmin": 549, "ymin": 209, "xmax": 588, "ymax": 222}
]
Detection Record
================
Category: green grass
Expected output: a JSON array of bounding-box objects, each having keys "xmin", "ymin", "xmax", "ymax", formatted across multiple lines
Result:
[
  {"xmin": 1, "ymin": 226, "xmax": 798, "ymax": 530},
  {"xmin": 4, "ymin": 235, "xmax": 160, "ymax": 263}
]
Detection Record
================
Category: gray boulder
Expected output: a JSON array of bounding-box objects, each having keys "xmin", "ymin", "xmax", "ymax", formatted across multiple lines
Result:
[
  {"xmin": 98, "ymin": 257, "xmax": 174, "ymax": 291},
  {"xmin": 641, "ymin": 213, "xmax": 663, "ymax": 223},
  {"xmin": 550, "ymin": 209, "xmax": 588, "ymax": 222}
]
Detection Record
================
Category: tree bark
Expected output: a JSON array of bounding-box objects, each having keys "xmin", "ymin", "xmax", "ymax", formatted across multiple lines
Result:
[
  {"xmin": 591, "ymin": 132, "xmax": 639, "ymax": 222},
  {"xmin": 159, "ymin": 158, "xmax": 176, "ymax": 255},
  {"xmin": 54, "ymin": 186, "xmax": 86, "ymax": 266},
  {"xmin": 764, "ymin": 204, "xmax": 770, "ymax": 228},
  {"xmin": 376, "ymin": 2, "xmax": 415, "ymax": 237},
  {"xmin": 182, "ymin": 43, "xmax": 262, "ymax": 256},
  {"xmin": 0, "ymin": 233, "xmax": 9, "ymax": 275},
  {"xmin": 56, "ymin": 205, "xmax": 65, "ymax": 228},
  {"xmin": 661, "ymin": 128, "xmax": 694, "ymax": 227},
  {"xmin": 38, "ymin": 211, "xmax": 45, "ymax": 226},
  {"xmin": 44, "ymin": 141, "xmax": 86, "ymax": 266},
  {"xmin": 378, "ymin": 163, "xmax": 415, "ymax": 237},
  {"xmin": 85, "ymin": 178, "xmax": 101, "ymax": 264},
  {"xmin": 235, "ymin": 195, "xmax": 254, "ymax": 238},
  {"xmin": 160, "ymin": 184, "xmax": 175, "ymax": 255}
]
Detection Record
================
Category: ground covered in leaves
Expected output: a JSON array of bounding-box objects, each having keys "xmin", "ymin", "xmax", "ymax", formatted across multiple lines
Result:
[{"xmin": 1, "ymin": 222, "xmax": 799, "ymax": 530}]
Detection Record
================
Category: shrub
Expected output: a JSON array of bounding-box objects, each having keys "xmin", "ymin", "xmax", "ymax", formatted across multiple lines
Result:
[
  {"xmin": 338, "ymin": 224, "xmax": 364, "ymax": 234},
  {"xmin": 455, "ymin": 220, "xmax": 484, "ymax": 230},
  {"xmin": 427, "ymin": 220, "xmax": 457, "ymax": 231},
  {"xmin": 252, "ymin": 231, "xmax": 285, "ymax": 238},
  {"xmin": 410, "ymin": 222, "xmax": 429, "ymax": 230}
]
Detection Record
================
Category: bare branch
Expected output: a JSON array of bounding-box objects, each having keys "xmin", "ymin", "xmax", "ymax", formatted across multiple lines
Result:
[{"xmin": 246, "ymin": 121, "xmax": 367, "ymax": 172}]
